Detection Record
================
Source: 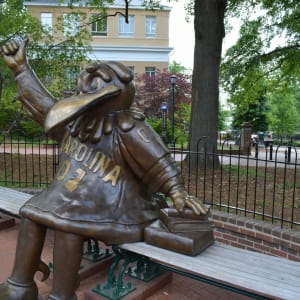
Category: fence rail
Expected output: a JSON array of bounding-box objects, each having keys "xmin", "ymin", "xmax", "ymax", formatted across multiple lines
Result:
[
  {"xmin": 0, "ymin": 135, "xmax": 59, "ymax": 189},
  {"xmin": 0, "ymin": 135, "xmax": 299, "ymax": 229},
  {"xmin": 172, "ymin": 140, "xmax": 300, "ymax": 230}
]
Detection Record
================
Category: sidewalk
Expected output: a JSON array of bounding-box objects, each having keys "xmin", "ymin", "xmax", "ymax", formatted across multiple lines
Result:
[{"xmin": 0, "ymin": 217, "xmax": 251, "ymax": 300}]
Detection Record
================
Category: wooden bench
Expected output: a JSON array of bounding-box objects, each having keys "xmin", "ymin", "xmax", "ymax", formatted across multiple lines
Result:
[
  {"xmin": 0, "ymin": 187, "xmax": 31, "ymax": 216},
  {"xmin": 1, "ymin": 187, "xmax": 300, "ymax": 299},
  {"xmin": 121, "ymin": 241, "xmax": 300, "ymax": 300}
]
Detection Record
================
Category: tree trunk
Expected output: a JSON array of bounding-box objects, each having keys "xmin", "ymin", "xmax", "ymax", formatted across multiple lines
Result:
[{"xmin": 189, "ymin": 0, "xmax": 227, "ymax": 168}]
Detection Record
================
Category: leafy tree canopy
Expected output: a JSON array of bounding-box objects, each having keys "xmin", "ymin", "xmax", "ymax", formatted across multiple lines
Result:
[
  {"xmin": 169, "ymin": 60, "xmax": 191, "ymax": 74},
  {"xmin": 267, "ymin": 90, "xmax": 300, "ymax": 137},
  {"xmin": 134, "ymin": 68, "xmax": 192, "ymax": 118},
  {"xmin": 222, "ymin": 0, "xmax": 300, "ymax": 111},
  {"xmin": 0, "ymin": 0, "xmax": 99, "ymax": 134},
  {"xmin": 231, "ymin": 95, "xmax": 269, "ymax": 132},
  {"xmin": 0, "ymin": 0, "xmax": 100, "ymax": 97}
]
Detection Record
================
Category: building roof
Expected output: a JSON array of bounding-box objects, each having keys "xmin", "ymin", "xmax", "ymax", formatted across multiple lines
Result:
[{"xmin": 24, "ymin": 0, "xmax": 171, "ymax": 10}]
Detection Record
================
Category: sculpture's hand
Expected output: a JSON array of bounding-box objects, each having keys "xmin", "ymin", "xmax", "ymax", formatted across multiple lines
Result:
[
  {"xmin": 0, "ymin": 38, "xmax": 28, "ymax": 75},
  {"xmin": 169, "ymin": 187, "xmax": 209, "ymax": 215}
]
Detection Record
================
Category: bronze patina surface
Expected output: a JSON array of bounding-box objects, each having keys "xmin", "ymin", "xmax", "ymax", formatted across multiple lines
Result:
[
  {"xmin": 145, "ymin": 207, "xmax": 214, "ymax": 256},
  {"xmin": 0, "ymin": 39, "xmax": 209, "ymax": 300}
]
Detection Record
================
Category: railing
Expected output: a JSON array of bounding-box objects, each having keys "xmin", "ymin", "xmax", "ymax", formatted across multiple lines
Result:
[
  {"xmin": 0, "ymin": 135, "xmax": 299, "ymax": 229},
  {"xmin": 0, "ymin": 135, "xmax": 59, "ymax": 189},
  {"xmin": 172, "ymin": 139, "xmax": 300, "ymax": 230}
]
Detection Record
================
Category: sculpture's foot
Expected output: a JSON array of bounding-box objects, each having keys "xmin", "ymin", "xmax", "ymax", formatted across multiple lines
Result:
[
  {"xmin": 48, "ymin": 294, "xmax": 77, "ymax": 300},
  {"xmin": 0, "ymin": 278, "xmax": 39, "ymax": 300}
]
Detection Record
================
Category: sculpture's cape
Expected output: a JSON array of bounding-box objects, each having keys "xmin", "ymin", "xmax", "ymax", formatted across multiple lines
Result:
[{"xmin": 44, "ymin": 84, "xmax": 121, "ymax": 133}]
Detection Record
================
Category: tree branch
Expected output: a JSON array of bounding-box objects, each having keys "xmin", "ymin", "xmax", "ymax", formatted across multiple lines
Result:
[
  {"xmin": 260, "ymin": 44, "xmax": 300, "ymax": 59},
  {"xmin": 44, "ymin": 1, "xmax": 130, "ymax": 51}
]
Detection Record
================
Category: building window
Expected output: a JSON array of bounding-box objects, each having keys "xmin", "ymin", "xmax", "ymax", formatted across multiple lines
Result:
[
  {"xmin": 145, "ymin": 16, "xmax": 156, "ymax": 38},
  {"xmin": 118, "ymin": 15, "xmax": 134, "ymax": 37},
  {"xmin": 63, "ymin": 13, "xmax": 80, "ymax": 36},
  {"xmin": 91, "ymin": 14, "xmax": 107, "ymax": 36},
  {"xmin": 145, "ymin": 67, "xmax": 156, "ymax": 77},
  {"xmin": 41, "ymin": 13, "xmax": 53, "ymax": 35}
]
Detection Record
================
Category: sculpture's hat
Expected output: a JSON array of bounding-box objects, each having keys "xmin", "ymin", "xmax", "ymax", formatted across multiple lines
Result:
[{"xmin": 44, "ymin": 61, "xmax": 135, "ymax": 133}]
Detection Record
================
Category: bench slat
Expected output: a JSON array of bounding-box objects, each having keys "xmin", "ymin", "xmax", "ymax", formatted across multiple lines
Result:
[
  {"xmin": 121, "ymin": 241, "xmax": 300, "ymax": 300},
  {"xmin": 0, "ymin": 187, "xmax": 31, "ymax": 215},
  {"xmin": 205, "ymin": 244, "xmax": 300, "ymax": 279}
]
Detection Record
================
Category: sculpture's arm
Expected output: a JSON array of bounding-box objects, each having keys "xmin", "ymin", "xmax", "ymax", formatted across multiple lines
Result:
[
  {"xmin": 0, "ymin": 39, "xmax": 55, "ymax": 127},
  {"xmin": 117, "ymin": 112, "xmax": 208, "ymax": 215}
]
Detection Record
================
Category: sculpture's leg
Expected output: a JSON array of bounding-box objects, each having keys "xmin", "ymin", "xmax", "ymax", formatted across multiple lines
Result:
[
  {"xmin": 48, "ymin": 231, "xmax": 84, "ymax": 300},
  {"xmin": 0, "ymin": 218, "xmax": 46, "ymax": 300}
]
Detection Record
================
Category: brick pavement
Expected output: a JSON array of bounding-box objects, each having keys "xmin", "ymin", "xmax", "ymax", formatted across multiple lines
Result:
[{"xmin": 0, "ymin": 218, "xmax": 251, "ymax": 300}]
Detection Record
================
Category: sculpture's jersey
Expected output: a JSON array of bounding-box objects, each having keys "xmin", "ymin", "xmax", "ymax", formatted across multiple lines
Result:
[{"xmin": 20, "ymin": 111, "xmax": 182, "ymax": 244}]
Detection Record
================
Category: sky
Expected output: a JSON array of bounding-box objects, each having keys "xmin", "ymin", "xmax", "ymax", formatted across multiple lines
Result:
[
  {"xmin": 165, "ymin": 1, "xmax": 240, "ymax": 70},
  {"xmin": 166, "ymin": 1, "xmax": 195, "ymax": 70}
]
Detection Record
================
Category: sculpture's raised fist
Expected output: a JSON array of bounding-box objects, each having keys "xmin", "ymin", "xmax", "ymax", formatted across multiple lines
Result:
[{"xmin": 0, "ymin": 38, "xmax": 29, "ymax": 75}]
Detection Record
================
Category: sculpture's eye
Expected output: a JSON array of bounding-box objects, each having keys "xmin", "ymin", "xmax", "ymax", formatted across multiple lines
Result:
[
  {"xmin": 77, "ymin": 72, "xmax": 105, "ymax": 94},
  {"xmin": 90, "ymin": 76, "xmax": 103, "ymax": 92}
]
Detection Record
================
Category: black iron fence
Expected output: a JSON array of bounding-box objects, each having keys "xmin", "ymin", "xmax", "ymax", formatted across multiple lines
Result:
[
  {"xmin": 0, "ymin": 135, "xmax": 299, "ymax": 229},
  {"xmin": 172, "ymin": 140, "xmax": 300, "ymax": 230},
  {"xmin": 0, "ymin": 135, "xmax": 59, "ymax": 189}
]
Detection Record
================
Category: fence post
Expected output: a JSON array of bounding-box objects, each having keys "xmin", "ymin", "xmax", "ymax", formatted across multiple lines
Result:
[
  {"xmin": 287, "ymin": 146, "xmax": 291, "ymax": 163},
  {"xmin": 269, "ymin": 144, "xmax": 273, "ymax": 160},
  {"xmin": 285, "ymin": 149, "xmax": 288, "ymax": 161},
  {"xmin": 240, "ymin": 122, "xmax": 252, "ymax": 155},
  {"xmin": 255, "ymin": 143, "xmax": 258, "ymax": 158}
]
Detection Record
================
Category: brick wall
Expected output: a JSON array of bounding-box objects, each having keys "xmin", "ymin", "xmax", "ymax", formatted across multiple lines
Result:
[{"xmin": 210, "ymin": 210, "xmax": 300, "ymax": 262}]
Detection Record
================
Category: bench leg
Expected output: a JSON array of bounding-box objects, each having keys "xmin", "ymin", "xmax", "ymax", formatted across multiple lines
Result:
[
  {"xmin": 92, "ymin": 245, "xmax": 136, "ymax": 299},
  {"xmin": 92, "ymin": 245, "xmax": 166, "ymax": 299}
]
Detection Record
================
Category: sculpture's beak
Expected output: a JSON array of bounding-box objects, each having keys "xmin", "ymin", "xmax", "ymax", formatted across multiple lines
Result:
[{"xmin": 44, "ymin": 84, "xmax": 121, "ymax": 133}]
